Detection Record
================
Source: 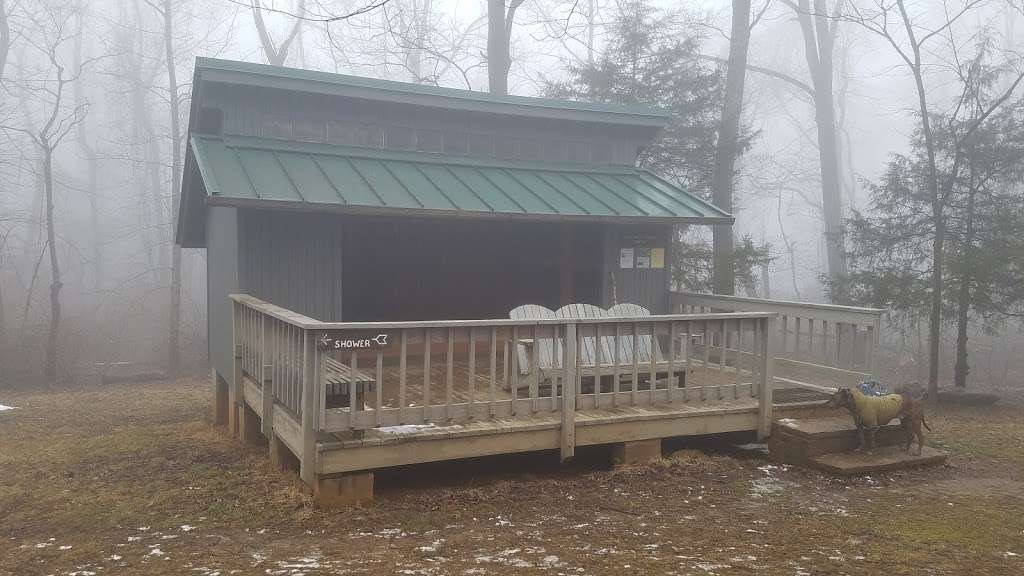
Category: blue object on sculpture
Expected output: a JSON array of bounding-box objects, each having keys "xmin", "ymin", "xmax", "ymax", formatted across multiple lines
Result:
[{"xmin": 858, "ymin": 380, "xmax": 890, "ymax": 396}]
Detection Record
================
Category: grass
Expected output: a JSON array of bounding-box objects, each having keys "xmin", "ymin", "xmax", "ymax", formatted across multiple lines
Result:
[{"xmin": 1, "ymin": 378, "xmax": 1022, "ymax": 575}]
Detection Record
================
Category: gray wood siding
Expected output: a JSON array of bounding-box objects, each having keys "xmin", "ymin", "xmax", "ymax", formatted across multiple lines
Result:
[
  {"xmin": 238, "ymin": 209, "xmax": 345, "ymax": 321},
  {"xmin": 601, "ymin": 225, "xmax": 672, "ymax": 314},
  {"xmin": 201, "ymin": 83, "xmax": 654, "ymax": 166},
  {"xmin": 207, "ymin": 206, "xmax": 239, "ymax": 380}
]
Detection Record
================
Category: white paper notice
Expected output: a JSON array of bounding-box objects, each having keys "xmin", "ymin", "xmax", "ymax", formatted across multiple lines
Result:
[{"xmin": 620, "ymin": 247, "xmax": 634, "ymax": 268}]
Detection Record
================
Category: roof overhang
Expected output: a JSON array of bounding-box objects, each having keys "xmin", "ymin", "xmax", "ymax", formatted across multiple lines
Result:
[{"xmin": 175, "ymin": 135, "xmax": 733, "ymax": 248}]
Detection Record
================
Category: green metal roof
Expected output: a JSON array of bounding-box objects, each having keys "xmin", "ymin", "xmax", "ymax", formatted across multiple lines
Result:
[
  {"xmin": 187, "ymin": 135, "xmax": 732, "ymax": 228},
  {"xmin": 194, "ymin": 57, "xmax": 670, "ymax": 127}
]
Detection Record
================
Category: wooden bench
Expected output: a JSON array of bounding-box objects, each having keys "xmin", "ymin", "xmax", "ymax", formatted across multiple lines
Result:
[{"xmin": 323, "ymin": 356, "xmax": 375, "ymax": 409}]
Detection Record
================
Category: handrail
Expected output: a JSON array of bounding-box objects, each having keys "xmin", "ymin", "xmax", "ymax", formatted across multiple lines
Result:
[
  {"xmin": 672, "ymin": 291, "xmax": 882, "ymax": 325},
  {"xmin": 230, "ymin": 294, "xmax": 775, "ymax": 329},
  {"xmin": 672, "ymin": 290, "xmax": 884, "ymax": 386}
]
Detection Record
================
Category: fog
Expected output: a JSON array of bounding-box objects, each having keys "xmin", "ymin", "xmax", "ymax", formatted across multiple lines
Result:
[{"xmin": 1, "ymin": 0, "xmax": 1022, "ymax": 391}]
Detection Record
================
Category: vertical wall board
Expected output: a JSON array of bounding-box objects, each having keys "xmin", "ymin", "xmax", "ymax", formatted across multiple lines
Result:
[
  {"xmin": 238, "ymin": 209, "xmax": 345, "ymax": 322},
  {"xmin": 207, "ymin": 206, "xmax": 240, "ymax": 381}
]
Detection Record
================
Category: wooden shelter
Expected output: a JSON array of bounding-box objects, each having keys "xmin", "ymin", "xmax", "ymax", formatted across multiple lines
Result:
[{"xmin": 177, "ymin": 58, "xmax": 885, "ymax": 507}]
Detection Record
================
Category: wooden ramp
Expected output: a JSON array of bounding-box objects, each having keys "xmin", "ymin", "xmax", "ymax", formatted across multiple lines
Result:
[{"xmin": 769, "ymin": 416, "xmax": 947, "ymax": 475}]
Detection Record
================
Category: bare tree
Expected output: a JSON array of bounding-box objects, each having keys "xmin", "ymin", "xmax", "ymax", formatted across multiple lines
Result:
[
  {"xmin": 252, "ymin": 0, "xmax": 305, "ymax": 66},
  {"xmin": 1, "ymin": 3, "xmax": 93, "ymax": 383},
  {"xmin": 711, "ymin": 0, "xmax": 754, "ymax": 296},
  {"xmin": 487, "ymin": 0, "xmax": 525, "ymax": 94},
  {"xmin": 72, "ymin": 2, "xmax": 102, "ymax": 294},
  {"xmin": 141, "ymin": 0, "xmax": 186, "ymax": 375},
  {"xmin": 785, "ymin": 0, "xmax": 848, "ymax": 302}
]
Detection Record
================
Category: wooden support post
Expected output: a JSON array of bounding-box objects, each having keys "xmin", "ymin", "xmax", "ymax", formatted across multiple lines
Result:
[
  {"xmin": 261, "ymin": 364, "xmax": 274, "ymax": 438},
  {"xmin": 560, "ymin": 323, "xmax": 577, "ymax": 462},
  {"xmin": 229, "ymin": 343, "xmax": 243, "ymax": 438},
  {"xmin": 757, "ymin": 316, "xmax": 776, "ymax": 441},
  {"xmin": 312, "ymin": 473, "xmax": 374, "ymax": 508},
  {"xmin": 611, "ymin": 438, "xmax": 662, "ymax": 467},
  {"xmin": 299, "ymin": 330, "xmax": 319, "ymax": 487},
  {"xmin": 269, "ymin": 432, "xmax": 300, "ymax": 473},
  {"xmin": 211, "ymin": 368, "xmax": 229, "ymax": 426},
  {"xmin": 240, "ymin": 402, "xmax": 263, "ymax": 445}
]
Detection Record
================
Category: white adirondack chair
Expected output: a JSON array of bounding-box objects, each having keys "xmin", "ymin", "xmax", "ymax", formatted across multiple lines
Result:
[
  {"xmin": 509, "ymin": 304, "xmax": 559, "ymax": 378},
  {"xmin": 606, "ymin": 303, "xmax": 664, "ymax": 366}
]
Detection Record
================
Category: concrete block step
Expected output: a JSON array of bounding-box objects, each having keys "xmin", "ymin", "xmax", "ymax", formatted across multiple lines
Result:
[{"xmin": 809, "ymin": 445, "xmax": 948, "ymax": 476}]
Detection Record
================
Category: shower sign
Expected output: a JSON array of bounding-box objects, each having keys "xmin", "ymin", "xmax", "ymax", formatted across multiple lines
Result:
[{"xmin": 318, "ymin": 331, "xmax": 391, "ymax": 351}]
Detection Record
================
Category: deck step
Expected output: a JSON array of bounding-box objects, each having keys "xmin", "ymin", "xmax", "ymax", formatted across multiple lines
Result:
[
  {"xmin": 809, "ymin": 445, "xmax": 947, "ymax": 476},
  {"xmin": 768, "ymin": 416, "xmax": 906, "ymax": 464}
]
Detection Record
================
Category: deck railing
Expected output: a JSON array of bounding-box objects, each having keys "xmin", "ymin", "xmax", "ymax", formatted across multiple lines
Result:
[
  {"xmin": 230, "ymin": 294, "xmax": 777, "ymax": 482},
  {"xmin": 671, "ymin": 291, "xmax": 884, "ymax": 392}
]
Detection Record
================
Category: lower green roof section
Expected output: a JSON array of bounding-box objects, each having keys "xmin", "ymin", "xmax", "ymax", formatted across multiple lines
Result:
[{"xmin": 189, "ymin": 135, "xmax": 732, "ymax": 223}]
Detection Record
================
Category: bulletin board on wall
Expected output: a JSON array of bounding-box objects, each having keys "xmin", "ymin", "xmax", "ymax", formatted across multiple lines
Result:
[{"xmin": 618, "ymin": 234, "xmax": 665, "ymax": 271}]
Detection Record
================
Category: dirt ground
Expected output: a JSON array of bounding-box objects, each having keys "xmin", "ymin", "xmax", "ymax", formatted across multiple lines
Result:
[{"xmin": 1, "ymin": 378, "xmax": 1022, "ymax": 576}]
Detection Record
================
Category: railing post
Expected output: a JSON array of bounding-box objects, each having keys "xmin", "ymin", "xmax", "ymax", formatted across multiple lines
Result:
[
  {"xmin": 867, "ymin": 314, "xmax": 881, "ymax": 378},
  {"xmin": 757, "ymin": 316, "xmax": 775, "ymax": 441},
  {"xmin": 560, "ymin": 322, "xmax": 577, "ymax": 462},
  {"xmin": 262, "ymin": 363, "xmax": 274, "ymax": 438},
  {"xmin": 299, "ymin": 328, "xmax": 319, "ymax": 486}
]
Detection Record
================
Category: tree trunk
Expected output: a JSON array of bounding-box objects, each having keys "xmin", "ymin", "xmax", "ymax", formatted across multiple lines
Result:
[
  {"xmin": 74, "ymin": 5, "xmax": 101, "ymax": 294},
  {"xmin": 794, "ymin": 0, "xmax": 848, "ymax": 303},
  {"xmin": 487, "ymin": 0, "xmax": 510, "ymax": 95},
  {"xmin": 163, "ymin": 0, "xmax": 183, "ymax": 376},
  {"xmin": 252, "ymin": 0, "xmax": 304, "ymax": 67},
  {"xmin": 710, "ymin": 0, "xmax": 751, "ymax": 295},
  {"xmin": 0, "ymin": 0, "xmax": 9, "ymax": 80},
  {"xmin": 43, "ymin": 147, "xmax": 61, "ymax": 384},
  {"xmin": 953, "ymin": 166, "xmax": 977, "ymax": 389}
]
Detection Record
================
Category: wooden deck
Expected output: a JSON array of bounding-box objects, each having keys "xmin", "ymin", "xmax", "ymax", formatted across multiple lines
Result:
[
  {"xmin": 225, "ymin": 293, "xmax": 881, "ymax": 507},
  {"xmin": 316, "ymin": 397, "xmax": 764, "ymax": 474}
]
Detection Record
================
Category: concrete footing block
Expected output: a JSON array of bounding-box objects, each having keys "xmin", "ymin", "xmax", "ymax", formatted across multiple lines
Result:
[
  {"xmin": 312, "ymin": 473, "xmax": 374, "ymax": 509},
  {"xmin": 611, "ymin": 438, "xmax": 663, "ymax": 467}
]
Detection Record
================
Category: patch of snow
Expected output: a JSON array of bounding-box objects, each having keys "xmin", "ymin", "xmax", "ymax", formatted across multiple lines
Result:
[
  {"xmin": 417, "ymin": 539, "xmax": 444, "ymax": 553},
  {"xmin": 1005, "ymin": 551, "xmax": 1020, "ymax": 558},
  {"xmin": 475, "ymin": 548, "xmax": 534, "ymax": 568},
  {"xmin": 694, "ymin": 562, "xmax": 731, "ymax": 572},
  {"xmin": 777, "ymin": 418, "xmax": 799, "ymax": 427},
  {"xmin": 147, "ymin": 547, "xmax": 165, "ymax": 557},
  {"xmin": 376, "ymin": 423, "xmax": 463, "ymax": 436},
  {"xmin": 0, "ymin": 404, "xmax": 17, "ymax": 411},
  {"xmin": 180, "ymin": 524, "xmax": 195, "ymax": 532},
  {"xmin": 59, "ymin": 545, "xmax": 73, "ymax": 550},
  {"xmin": 750, "ymin": 476, "xmax": 794, "ymax": 498}
]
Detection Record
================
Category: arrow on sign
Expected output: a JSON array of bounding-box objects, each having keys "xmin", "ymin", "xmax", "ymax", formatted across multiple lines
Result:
[
  {"xmin": 372, "ymin": 334, "xmax": 389, "ymax": 346},
  {"xmin": 320, "ymin": 333, "xmax": 332, "ymax": 347}
]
